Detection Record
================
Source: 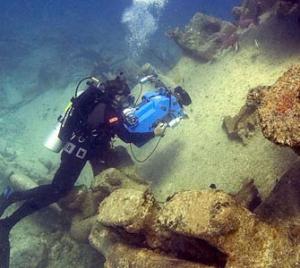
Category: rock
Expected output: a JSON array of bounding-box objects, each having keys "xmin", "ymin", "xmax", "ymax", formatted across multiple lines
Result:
[
  {"xmin": 168, "ymin": 13, "xmax": 237, "ymax": 62},
  {"xmin": 38, "ymin": 158, "xmax": 55, "ymax": 173},
  {"xmin": 0, "ymin": 155, "xmax": 14, "ymax": 182},
  {"xmin": 258, "ymin": 65, "xmax": 300, "ymax": 149},
  {"xmin": 158, "ymin": 190, "xmax": 297, "ymax": 267},
  {"xmin": 9, "ymin": 173, "xmax": 62, "ymax": 214},
  {"xmin": 232, "ymin": 0, "xmax": 260, "ymax": 28},
  {"xmin": 222, "ymin": 86, "xmax": 263, "ymax": 144},
  {"xmin": 98, "ymin": 188, "xmax": 155, "ymax": 234},
  {"xmin": 60, "ymin": 168, "xmax": 150, "ymax": 243},
  {"xmin": 158, "ymin": 191, "xmax": 240, "ymax": 239},
  {"xmin": 70, "ymin": 215, "xmax": 97, "ymax": 242},
  {"xmin": 89, "ymin": 225, "xmax": 213, "ymax": 268},
  {"xmin": 276, "ymin": 0, "xmax": 300, "ymax": 17},
  {"xmin": 91, "ymin": 186, "xmax": 299, "ymax": 267},
  {"xmin": 9, "ymin": 173, "xmax": 38, "ymax": 190},
  {"xmin": 11, "ymin": 237, "xmax": 49, "ymax": 268},
  {"xmin": 48, "ymin": 233, "xmax": 104, "ymax": 267},
  {"xmin": 255, "ymin": 159, "xmax": 300, "ymax": 236},
  {"xmin": 232, "ymin": 178, "xmax": 261, "ymax": 211},
  {"xmin": 89, "ymin": 145, "xmax": 135, "ymax": 177},
  {"xmin": 91, "ymin": 167, "xmax": 149, "ymax": 194}
]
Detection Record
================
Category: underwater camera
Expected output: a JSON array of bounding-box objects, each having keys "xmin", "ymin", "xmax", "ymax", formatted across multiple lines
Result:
[
  {"xmin": 44, "ymin": 75, "xmax": 191, "ymax": 152},
  {"xmin": 122, "ymin": 85, "xmax": 191, "ymax": 146}
]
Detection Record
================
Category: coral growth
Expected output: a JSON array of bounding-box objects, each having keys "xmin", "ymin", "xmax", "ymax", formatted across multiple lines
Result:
[
  {"xmin": 167, "ymin": 13, "xmax": 238, "ymax": 62},
  {"xmin": 258, "ymin": 65, "xmax": 300, "ymax": 147}
]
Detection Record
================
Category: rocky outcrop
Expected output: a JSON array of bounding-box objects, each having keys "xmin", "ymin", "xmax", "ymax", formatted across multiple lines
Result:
[
  {"xmin": 87, "ymin": 184, "xmax": 299, "ymax": 267},
  {"xmin": 59, "ymin": 167, "xmax": 150, "ymax": 243},
  {"xmin": 159, "ymin": 190, "xmax": 298, "ymax": 267},
  {"xmin": 168, "ymin": 13, "xmax": 238, "ymax": 62},
  {"xmin": 255, "ymin": 159, "xmax": 300, "ymax": 236},
  {"xmin": 170, "ymin": 1, "xmax": 300, "ymax": 62},
  {"xmin": 258, "ymin": 65, "xmax": 300, "ymax": 150},
  {"xmin": 222, "ymin": 86, "xmax": 263, "ymax": 144},
  {"xmin": 232, "ymin": 0, "xmax": 300, "ymax": 25}
]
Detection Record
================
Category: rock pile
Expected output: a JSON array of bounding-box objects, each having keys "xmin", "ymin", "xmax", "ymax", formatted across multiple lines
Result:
[{"xmin": 88, "ymin": 186, "xmax": 299, "ymax": 267}]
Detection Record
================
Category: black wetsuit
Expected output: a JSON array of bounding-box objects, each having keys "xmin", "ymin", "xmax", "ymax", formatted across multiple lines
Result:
[{"xmin": 0, "ymin": 84, "xmax": 154, "ymax": 268}]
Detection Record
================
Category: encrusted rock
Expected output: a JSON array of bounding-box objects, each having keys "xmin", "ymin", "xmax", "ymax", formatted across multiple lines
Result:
[
  {"xmin": 258, "ymin": 65, "xmax": 300, "ymax": 149},
  {"xmin": 89, "ymin": 226, "xmax": 212, "ymax": 268},
  {"xmin": 222, "ymin": 86, "xmax": 264, "ymax": 144},
  {"xmin": 159, "ymin": 191, "xmax": 239, "ymax": 239},
  {"xmin": 91, "ymin": 167, "xmax": 149, "ymax": 194},
  {"xmin": 168, "ymin": 13, "xmax": 237, "ymax": 62},
  {"xmin": 61, "ymin": 167, "xmax": 150, "ymax": 242},
  {"xmin": 98, "ymin": 188, "xmax": 155, "ymax": 233},
  {"xmin": 158, "ymin": 190, "xmax": 297, "ymax": 267},
  {"xmin": 232, "ymin": 0, "xmax": 260, "ymax": 28}
]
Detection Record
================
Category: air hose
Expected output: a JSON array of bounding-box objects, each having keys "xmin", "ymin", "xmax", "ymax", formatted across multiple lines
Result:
[{"xmin": 130, "ymin": 135, "xmax": 164, "ymax": 163}]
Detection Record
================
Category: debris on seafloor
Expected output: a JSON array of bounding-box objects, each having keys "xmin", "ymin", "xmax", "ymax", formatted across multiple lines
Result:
[{"xmin": 222, "ymin": 86, "xmax": 265, "ymax": 144}]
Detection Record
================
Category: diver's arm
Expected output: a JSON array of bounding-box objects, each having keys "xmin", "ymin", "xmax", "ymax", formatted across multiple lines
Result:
[
  {"xmin": 116, "ymin": 124, "xmax": 155, "ymax": 146},
  {"xmin": 116, "ymin": 122, "xmax": 167, "ymax": 146}
]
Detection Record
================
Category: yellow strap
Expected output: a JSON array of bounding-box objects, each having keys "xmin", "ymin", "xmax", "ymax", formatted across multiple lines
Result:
[{"xmin": 64, "ymin": 102, "xmax": 72, "ymax": 112}]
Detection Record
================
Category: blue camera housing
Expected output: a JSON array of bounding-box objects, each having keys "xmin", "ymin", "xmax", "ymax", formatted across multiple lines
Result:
[{"xmin": 123, "ymin": 87, "xmax": 186, "ymax": 145}]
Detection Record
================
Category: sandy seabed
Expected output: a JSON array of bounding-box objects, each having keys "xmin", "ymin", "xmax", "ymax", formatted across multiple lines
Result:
[
  {"xmin": 138, "ymin": 30, "xmax": 300, "ymax": 201},
  {"xmin": 6, "ymin": 20, "xmax": 300, "ymax": 204}
]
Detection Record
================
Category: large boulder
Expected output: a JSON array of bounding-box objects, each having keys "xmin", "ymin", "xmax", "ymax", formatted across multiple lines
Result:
[
  {"xmin": 98, "ymin": 188, "xmax": 155, "ymax": 234},
  {"xmin": 159, "ymin": 190, "xmax": 297, "ymax": 267},
  {"xmin": 60, "ymin": 167, "xmax": 150, "ymax": 242},
  {"xmin": 89, "ymin": 187, "xmax": 299, "ymax": 267},
  {"xmin": 258, "ymin": 65, "xmax": 300, "ymax": 150}
]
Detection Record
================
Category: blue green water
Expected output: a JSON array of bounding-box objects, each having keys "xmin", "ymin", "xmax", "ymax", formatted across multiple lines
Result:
[{"xmin": 0, "ymin": 1, "xmax": 243, "ymax": 267}]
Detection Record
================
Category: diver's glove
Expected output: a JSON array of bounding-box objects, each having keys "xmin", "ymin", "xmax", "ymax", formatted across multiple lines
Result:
[{"xmin": 154, "ymin": 123, "xmax": 167, "ymax": 137}]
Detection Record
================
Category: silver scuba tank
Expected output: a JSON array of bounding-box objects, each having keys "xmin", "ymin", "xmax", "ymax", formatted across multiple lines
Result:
[
  {"xmin": 43, "ymin": 120, "xmax": 65, "ymax": 153},
  {"xmin": 43, "ymin": 88, "xmax": 86, "ymax": 153}
]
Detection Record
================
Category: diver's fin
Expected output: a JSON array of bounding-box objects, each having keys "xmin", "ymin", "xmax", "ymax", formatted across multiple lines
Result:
[{"xmin": 0, "ymin": 220, "xmax": 10, "ymax": 268}]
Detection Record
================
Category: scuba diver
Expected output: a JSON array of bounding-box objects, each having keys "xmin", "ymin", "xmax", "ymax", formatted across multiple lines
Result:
[{"xmin": 0, "ymin": 74, "xmax": 168, "ymax": 268}]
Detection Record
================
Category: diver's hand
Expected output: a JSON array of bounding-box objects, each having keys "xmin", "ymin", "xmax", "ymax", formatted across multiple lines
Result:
[{"xmin": 154, "ymin": 123, "xmax": 167, "ymax": 137}]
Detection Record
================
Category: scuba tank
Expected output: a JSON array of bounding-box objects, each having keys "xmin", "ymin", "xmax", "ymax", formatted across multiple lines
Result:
[{"xmin": 44, "ymin": 77, "xmax": 102, "ymax": 153}]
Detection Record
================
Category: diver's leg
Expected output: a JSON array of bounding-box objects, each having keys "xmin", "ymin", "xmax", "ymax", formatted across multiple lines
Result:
[
  {"xmin": 2, "ymin": 143, "xmax": 88, "ymax": 228},
  {"xmin": 0, "ymin": 138, "xmax": 89, "ymax": 217},
  {"xmin": 0, "ymin": 148, "xmax": 88, "ymax": 268},
  {"xmin": 0, "ymin": 185, "xmax": 55, "ymax": 217},
  {"xmin": 0, "ymin": 189, "xmax": 63, "ymax": 268},
  {"xmin": 0, "ymin": 136, "xmax": 90, "ymax": 268},
  {"xmin": 0, "ymin": 220, "xmax": 10, "ymax": 268}
]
